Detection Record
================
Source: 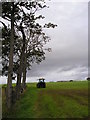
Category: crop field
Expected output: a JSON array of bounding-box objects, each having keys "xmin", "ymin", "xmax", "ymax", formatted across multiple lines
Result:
[{"xmin": 2, "ymin": 81, "xmax": 89, "ymax": 118}]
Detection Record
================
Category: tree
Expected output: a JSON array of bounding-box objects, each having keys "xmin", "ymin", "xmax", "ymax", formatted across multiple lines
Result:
[
  {"xmin": 6, "ymin": 2, "xmax": 14, "ymax": 109},
  {"xmin": 2, "ymin": 1, "xmax": 57, "ymax": 106},
  {"xmin": 13, "ymin": 1, "xmax": 56, "ymax": 97}
]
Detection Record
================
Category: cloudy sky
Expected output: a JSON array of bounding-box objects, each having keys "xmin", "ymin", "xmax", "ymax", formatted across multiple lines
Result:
[{"xmin": 0, "ymin": 0, "xmax": 89, "ymax": 84}]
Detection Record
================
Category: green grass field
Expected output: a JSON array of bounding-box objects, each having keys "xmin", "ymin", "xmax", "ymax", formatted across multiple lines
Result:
[{"xmin": 2, "ymin": 81, "xmax": 88, "ymax": 118}]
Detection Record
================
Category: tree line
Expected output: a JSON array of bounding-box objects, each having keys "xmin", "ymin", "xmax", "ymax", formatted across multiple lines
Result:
[{"xmin": 1, "ymin": 1, "xmax": 57, "ymax": 109}]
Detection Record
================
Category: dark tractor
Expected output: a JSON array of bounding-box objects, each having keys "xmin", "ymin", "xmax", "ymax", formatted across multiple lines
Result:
[{"xmin": 37, "ymin": 78, "xmax": 46, "ymax": 88}]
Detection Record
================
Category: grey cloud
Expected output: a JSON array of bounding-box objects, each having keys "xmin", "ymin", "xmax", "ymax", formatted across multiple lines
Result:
[{"xmin": 26, "ymin": 2, "xmax": 88, "ymax": 82}]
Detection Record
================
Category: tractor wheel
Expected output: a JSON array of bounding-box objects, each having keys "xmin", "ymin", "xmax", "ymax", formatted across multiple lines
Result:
[
  {"xmin": 37, "ymin": 83, "xmax": 40, "ymax": 88},
  {"xmin": 43, "ymin": 83, "xmax": 46, "ymax": 88},
  {"xmin": 42, "ymin": 82, "xmax": 46, "ymax": 88}
]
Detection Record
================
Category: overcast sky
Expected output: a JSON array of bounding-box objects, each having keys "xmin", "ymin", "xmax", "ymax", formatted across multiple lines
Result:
[{"xmin": 0, "ymin": 0, "xmax": 89, "ymax": 84}]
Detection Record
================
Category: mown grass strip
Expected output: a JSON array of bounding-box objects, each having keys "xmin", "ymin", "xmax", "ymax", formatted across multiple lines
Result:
[
  {"xmin": 59, "ymin": 96, "xmax": 88, "ymax": 118},
  {"xmin": 36, "ymin": 88, "xmax": 88, "ymax": 118},
  {"xmin": 2, "ymin": 81, "xmax": 89, "ymax": 118},
  {"xmin": 35, "ymin": 94, "xmax": 66, "ymax": 118}
]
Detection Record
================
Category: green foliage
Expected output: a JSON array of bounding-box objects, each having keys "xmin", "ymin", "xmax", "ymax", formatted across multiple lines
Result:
[
  {"xmin": 2, "ymin": 2, "xmax": 12, "ymax": 21},
  {"xmin": 44, "ymin": 23, "xmax": 57, "ymax": 28},
  {"xmin": 2, "ymin": 1, "xmax": 57, "ymax": 77}
]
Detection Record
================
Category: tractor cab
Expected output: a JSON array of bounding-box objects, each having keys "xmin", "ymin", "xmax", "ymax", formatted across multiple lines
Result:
[
  {"xmin": 37, "ymin": 78, "xmax": 46, "ymax": 88},
  {"xmin": 39, "ymin": 79, "xmax": 44, "ymax": 83}
]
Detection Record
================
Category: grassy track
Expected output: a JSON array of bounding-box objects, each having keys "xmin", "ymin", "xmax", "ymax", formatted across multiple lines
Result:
[{"xmin": 2, "ymin": 81, "xmax": 88, "ymax": 118}]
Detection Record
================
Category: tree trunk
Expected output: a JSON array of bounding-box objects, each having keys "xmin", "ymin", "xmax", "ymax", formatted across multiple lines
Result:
[
  {"xmin": 20, "ymin": 22, "xmax": 26, "ymax": 90},
  {"xmin": 22, "ymin": 53, "xmax": 27, "ymax": 89},
  {"xmin": 16, "ymin": 72, "xmax": 22, "ymax": 99},
  {"xmin": 16, "ymin": 52, "xmax": 23, "ymax": 99},
  {"xmin": 22, "ymin": 68, "xmax": 26, "ymax": 89},
  {"xmin": 16, "ymin": 22, "xmax": 26, "ymax": 98},
  {"xmin": 7, "ymin": 2, "xmax": 14, "ymax": 109}
]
